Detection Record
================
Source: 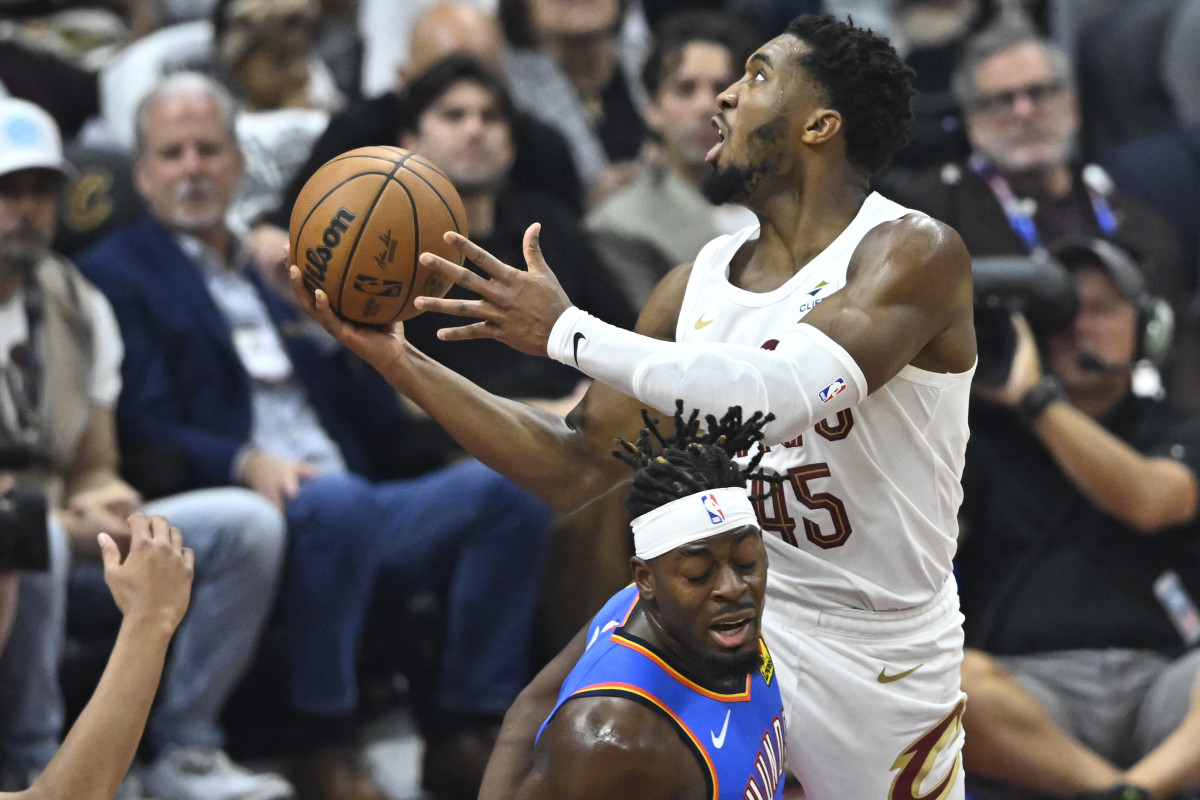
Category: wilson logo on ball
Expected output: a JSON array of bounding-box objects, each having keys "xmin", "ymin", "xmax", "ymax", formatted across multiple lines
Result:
[{"xmin": 303, "ymin": 208, "xmax": 358, "ymax": 290}]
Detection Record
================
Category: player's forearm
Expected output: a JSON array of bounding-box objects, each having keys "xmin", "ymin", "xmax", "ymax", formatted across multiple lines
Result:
[
  {"xmin": 547, "ymin": 309, "xmax": 865, "ymax": 444},
  {"xmin": 1034, "ymin": 403, "xmax": 1199, "ymax": 532},
  {"xmin": 379, "ymin": 341, "xmax": 620, "ymax": 512},
  {"xmin": 24, "ymin": 615, "xmax": 173, "ymax": 800},
  {"xmin": 479, "ymin": 690, "xmax": 556, "ymax": 800}
]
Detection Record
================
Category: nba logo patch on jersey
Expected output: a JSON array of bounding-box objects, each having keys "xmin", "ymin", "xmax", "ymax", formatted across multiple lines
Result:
[
  {"xmin": 818, "ymin": 377, "xmax": 847, "ymax": 404},
  {"xmin": 701, "ymin": 492, "xmax": 726, "ymax": 524}
]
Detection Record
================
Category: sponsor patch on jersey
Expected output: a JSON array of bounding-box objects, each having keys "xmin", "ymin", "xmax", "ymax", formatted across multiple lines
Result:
[
  {"xmin": 818, "ymin": 377, "xmax": 847, "ymax": 404},
  {"xmin": 758, "ymin": 640, "xmax": 774, "ymax": 685},
  {"xmin": 700, "ymin": 492, "xmax": 726, "ymax": 524}
]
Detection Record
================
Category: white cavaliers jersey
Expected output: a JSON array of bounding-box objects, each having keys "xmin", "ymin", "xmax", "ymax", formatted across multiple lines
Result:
[{"xmin": 677, "ymin": 192, "xmax": 974, "ymax": 612}]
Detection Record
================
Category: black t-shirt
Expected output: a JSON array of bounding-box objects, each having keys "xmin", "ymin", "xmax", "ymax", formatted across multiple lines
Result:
[
  {"xmin": 885, "ymin": 162, "xmax": 1187, "ymax": 304},
  {"xmin": 958, "ymin": 394, "xmax": 1200, "ymax": 657}
]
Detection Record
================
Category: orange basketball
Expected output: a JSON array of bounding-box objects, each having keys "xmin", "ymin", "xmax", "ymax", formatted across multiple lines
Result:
[{"xmin": 289, "ymin": 146, "xmax": 468, "ymax": 324}]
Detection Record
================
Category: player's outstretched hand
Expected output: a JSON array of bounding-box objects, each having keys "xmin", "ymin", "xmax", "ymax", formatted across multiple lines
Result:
[
  {"xmin": 287, "ymin": 255, "xmax": 407, "ymax": 370},
  {"xmin": 100, "ymin": 513, "xmax": 194, "ymax": 634},
  {"xmin": 414, "ymin": 223, "xmax": 573, "ymax": 358}
]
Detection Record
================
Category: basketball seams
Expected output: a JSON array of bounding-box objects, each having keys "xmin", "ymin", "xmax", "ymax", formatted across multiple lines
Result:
[
  {"xmin": 290, "ymin": 146, "xmax": 462, "ymax": 323},
  {"xmin": 394, "ymin": 155, "xmax": 464, "ymax": 236},
  {"xmin": 291, "ymin": 169, "xmax": 389, "ymax": 264},
  {"xmin": 331, "ymin": 158, "xmax": 412, "ymax": 314}
]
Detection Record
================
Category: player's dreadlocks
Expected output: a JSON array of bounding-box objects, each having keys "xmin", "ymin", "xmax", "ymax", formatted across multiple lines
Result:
[{"xmin": 614, "ymin": 401, "xmax": 784, "ymax": 520}]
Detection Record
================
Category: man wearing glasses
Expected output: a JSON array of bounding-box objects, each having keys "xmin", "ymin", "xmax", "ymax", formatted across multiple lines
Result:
[{"xmin": 888, "ymin": 17, "xmax": 1189, "ymax": 397}]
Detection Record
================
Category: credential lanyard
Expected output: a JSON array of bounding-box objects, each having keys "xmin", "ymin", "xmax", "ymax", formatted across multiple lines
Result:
[{"xmin": 969, "ymin": 154, "xmax": 1119, "ymax": 252}]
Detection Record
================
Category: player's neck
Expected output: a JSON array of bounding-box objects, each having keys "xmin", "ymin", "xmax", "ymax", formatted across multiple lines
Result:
[
  {"xmin": 628, "ymin": 605, "xmax": 745, "ymax": 690},
  {"xmin": 752, "ymin": 178, "xmax": 870, "ymax": 275}
]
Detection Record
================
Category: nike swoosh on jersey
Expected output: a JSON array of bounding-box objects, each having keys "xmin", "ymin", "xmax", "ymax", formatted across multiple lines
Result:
[
  {"xmin": 877, "ymin": 664, "xmax": 923, "ymax": 683},
  {"xmin": 572, "ymin": 331, "xmax": 586, "ymax": 365},
  {"xmin": 710, "ymin": 709, "xmax": 731, "ymax": 749},
  {"xmin": 694, "ymin": 314, "xmax": 715, "ymax": 329}
]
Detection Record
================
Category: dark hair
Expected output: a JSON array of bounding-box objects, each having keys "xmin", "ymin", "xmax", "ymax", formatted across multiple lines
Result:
[
  {"xmin": 640, "ymin": 10, "xmax": 760, "ymax": 97},
  {"xmin": 782, "ymin": 14, "xmax": 915, "ymax": 175},
  {"xmin": 212, "ymin": 0, "xmax": 319, "ymax": 69},
  {"xmin": 499, "ymin": 0, "xmax": 629, "ymax": 50},
  {"xmin": 400, "ymin": 53, "xmax": 518, "ymax": 135},
  {"xmin": 949, "ymin": 17, "xmax": 1074, "ymax": 111},
  {"xmin": 614, "ymin": 402, "xmax": 783, "ymax": 521}
]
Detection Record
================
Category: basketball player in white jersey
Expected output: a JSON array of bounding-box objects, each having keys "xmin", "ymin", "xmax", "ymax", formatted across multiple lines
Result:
[{"xmin": 289, "ymin": 13, "xmax": 977, "ymax": 800}]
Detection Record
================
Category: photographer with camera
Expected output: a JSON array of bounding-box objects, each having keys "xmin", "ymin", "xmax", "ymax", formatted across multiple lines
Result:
[
  {"xmin": 885, "ymin": 16, "xmax": 1196, "ymax": 408},
  {"xmin": 0, "ymin": 97, "xmax": 292, "ymax": 800},
  {"xmin": 957, "ymin": 237, "xmax": 1200, "ymax": 800}
]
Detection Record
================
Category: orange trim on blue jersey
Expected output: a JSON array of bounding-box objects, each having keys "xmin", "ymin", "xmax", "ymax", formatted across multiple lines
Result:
[
  {"xmin": 573, "ymin": 681, "xmax": 719, "ymax": 800},
  {"xmin": 618, "ymin": 583, "xmax": 639, "ymax": 626},
  {"xmin": 611, "ymin": 633, "xmax": 753, "ymax": 701}
]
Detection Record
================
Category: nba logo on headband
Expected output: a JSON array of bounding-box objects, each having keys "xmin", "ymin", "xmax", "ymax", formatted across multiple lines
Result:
[{"xmin": 701, "ymin": 493, "xmax": 726, "ymax": 524}]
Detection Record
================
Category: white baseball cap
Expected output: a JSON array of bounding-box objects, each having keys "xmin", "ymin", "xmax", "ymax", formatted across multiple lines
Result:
[{"xmin": 0, "ymin": 97, "xmax": 71, "ymax": 180}]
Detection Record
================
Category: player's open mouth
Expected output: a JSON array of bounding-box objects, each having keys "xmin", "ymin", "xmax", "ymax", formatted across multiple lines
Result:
[
  {"xmin": 710, "ymin": 616, "xmax": 752, "ymax": 648},
  {"xmin": 706, "ymin": 117, "xmax": 726, "ymax": 164}
]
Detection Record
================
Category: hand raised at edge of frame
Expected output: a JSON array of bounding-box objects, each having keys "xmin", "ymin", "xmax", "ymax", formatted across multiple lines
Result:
[{"xmin": 100, "ymin": 513, "xmax": 194, "ymax": 634}]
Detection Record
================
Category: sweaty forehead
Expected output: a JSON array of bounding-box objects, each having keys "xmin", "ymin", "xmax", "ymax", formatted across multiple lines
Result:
[{"xmin": 755, "ymin": 35, "xmax": 807, "ymax": 66}]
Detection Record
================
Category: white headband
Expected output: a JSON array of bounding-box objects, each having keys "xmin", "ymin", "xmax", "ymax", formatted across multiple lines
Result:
[{"xmin": 631, "ymin": 487, "xmax": 759, "ymax": 560}]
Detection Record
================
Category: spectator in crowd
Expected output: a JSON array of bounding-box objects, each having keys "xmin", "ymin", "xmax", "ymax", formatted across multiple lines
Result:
[
  {"xmin": 500, "ymin": 0, "xmax": 651, "ymax": 206},
  {"xmin": 268, "ymin": 1, "xmax": 583, "ymax": 240},
  {"xmin": 886, "ymin": 17, "xmax": 1194, "ymax": 406},
  {"xmin": 0, "ymin": 96, "xmax": 290, "ymax": 800},
  {"xmin": 398, "ymin": 54, "xmax": 635, "ymax": 413},
  {"xmin": 210, "ymin": 0, "xmax": 341, "ymax": 237},
  {"xmin": 2, "ymin": 513, "xmax": 196, "ymax": 800},
  {"xmin": 957, "ymin": 237, "xmax": 1200, "ymax": 800},
  {"xmin": 75, "ymin": 71, "xmax": 553, "ymax": 800},
  {"xmin": 584, "ymin": 10, "xmax": 758, "ymax": 309},
  {"xmin": 395, "ymin": 54, "xmax": 639, "ymax": 658}
]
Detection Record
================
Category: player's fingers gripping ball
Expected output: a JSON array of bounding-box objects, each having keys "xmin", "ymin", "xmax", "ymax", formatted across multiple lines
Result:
[{"xmin": 289, "ymin": 146, "xmax": 468, "ymax": 324}]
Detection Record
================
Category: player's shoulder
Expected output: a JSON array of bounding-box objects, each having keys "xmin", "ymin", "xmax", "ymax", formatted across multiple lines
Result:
[
  {"xmin": 537, "ymin": 695, "xmax": 697, "ymax": 795},
  {"xmin": 861, "ymin": 211, "xmax": 970, "ymax": 275}
]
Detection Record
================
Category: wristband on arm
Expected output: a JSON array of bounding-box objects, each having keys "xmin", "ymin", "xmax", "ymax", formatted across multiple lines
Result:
[
  {"xmin": 546, "ymin": 306, "xmax": 866, "ymax": 444},
  {"xmin": 1015, "ymin": 376, "xmax": 1068, "ymax": 427}
]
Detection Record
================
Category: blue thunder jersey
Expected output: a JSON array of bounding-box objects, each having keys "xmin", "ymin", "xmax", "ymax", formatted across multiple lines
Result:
[{"xmin": 537, "ymin": 585, "xmax": 786, "ymax": 800}]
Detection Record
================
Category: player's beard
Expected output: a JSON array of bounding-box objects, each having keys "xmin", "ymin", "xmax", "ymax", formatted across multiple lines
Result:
[
  {"xmin": 703, "ymin": 646, "xmax": 762, "ymax": 687},
  {"xmin": 700, "ymin": 118, "xmax": 786, "ymax": 206},
  {"xmin": 701, "ymin": 161, "xmax": 766, "ymax": 206}
]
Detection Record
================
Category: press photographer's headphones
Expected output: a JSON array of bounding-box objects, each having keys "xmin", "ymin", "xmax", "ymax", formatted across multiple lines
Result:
[{"xmin": 1049, "ymin": 236, "xmax": 1175, "ymax": 370}]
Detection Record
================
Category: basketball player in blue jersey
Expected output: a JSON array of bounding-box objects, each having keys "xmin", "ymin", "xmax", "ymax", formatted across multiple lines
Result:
[
  {"xmin": 489, "ymin": 405, "xmax": 785, "ymax": 800},
  {"xmin": 290, "ymin": 13, "xmax": 977, "ymax": 800}
]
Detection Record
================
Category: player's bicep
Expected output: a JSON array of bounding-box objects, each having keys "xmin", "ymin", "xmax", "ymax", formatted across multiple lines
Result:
[
  {"xmin": 808, "ymin": 217, "xmax": 974, "ymax": 391},
  {"xmin": 514, "ymin": 700, "xmax": 693, "ymax": 800}
]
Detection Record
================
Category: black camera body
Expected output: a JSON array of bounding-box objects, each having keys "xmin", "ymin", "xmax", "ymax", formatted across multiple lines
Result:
[
  {"xmin": 0, "ymin": 484, "xmax": 49, "ymax": 572},
  {"xmin": 0, "ymin": 443, "xmax": 50, "ymax": 572},
  {"xmin": 971, "ymin": 252, "xmax": 1077, "ymax": 386}
]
